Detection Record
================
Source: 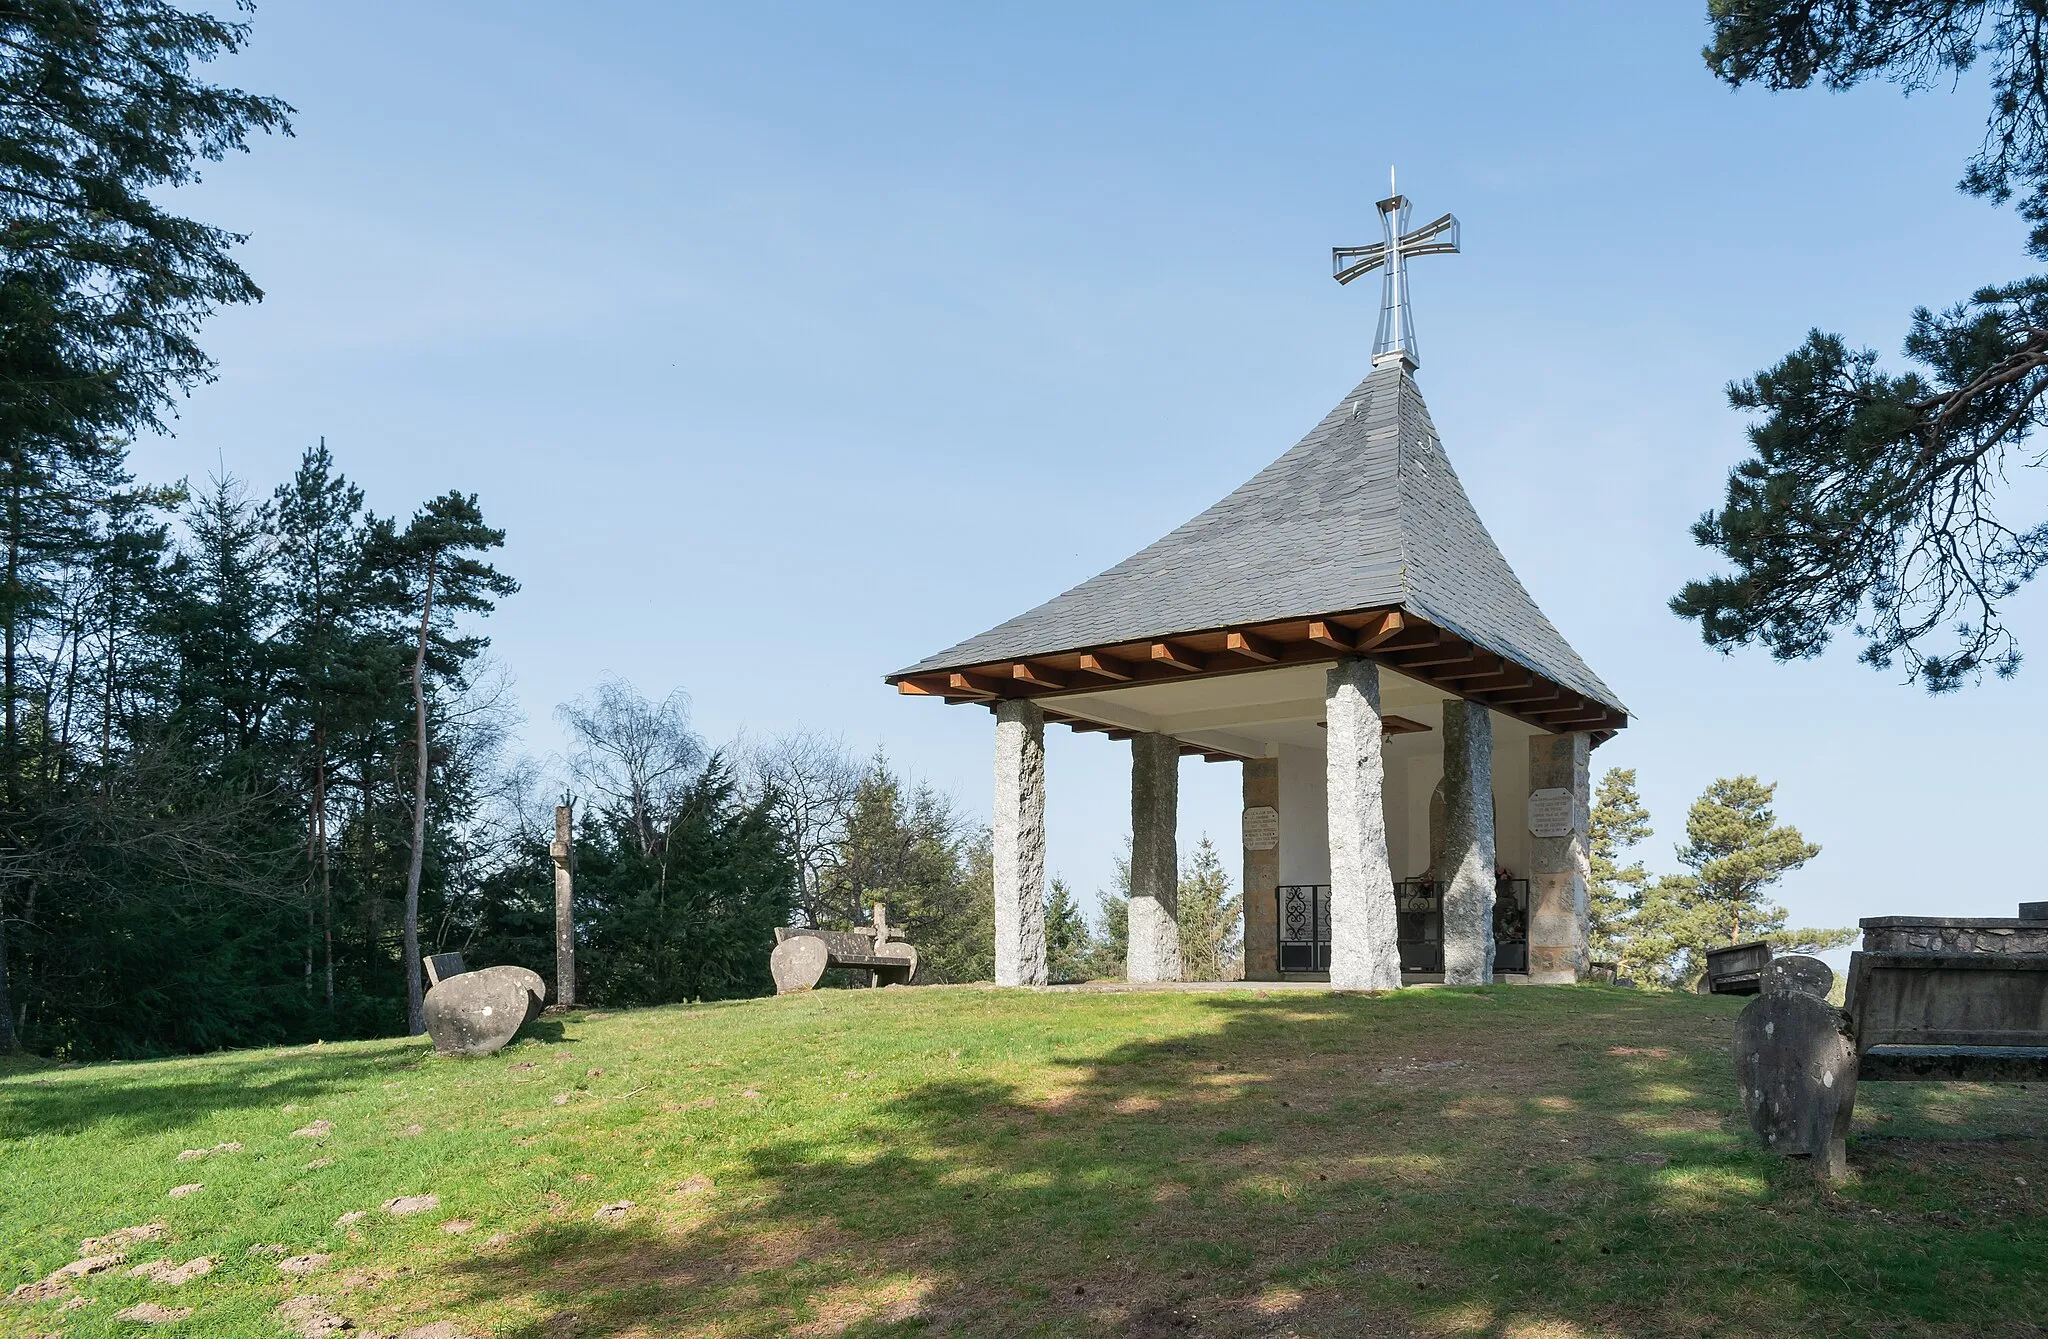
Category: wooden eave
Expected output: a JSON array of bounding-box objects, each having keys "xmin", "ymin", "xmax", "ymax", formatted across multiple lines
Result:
[{"xmin": 888, "ymin": 606, "xmax": 1626, "ymax": 744}]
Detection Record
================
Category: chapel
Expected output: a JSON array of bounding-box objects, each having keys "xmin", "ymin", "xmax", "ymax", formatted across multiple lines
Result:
[{"xmin": 887, "ymin": 187, "xmax": 1628, "ymax": 989}]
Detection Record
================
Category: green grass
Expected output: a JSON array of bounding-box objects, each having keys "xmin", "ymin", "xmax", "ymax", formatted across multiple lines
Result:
[{"xmin": 3, "ymin": 984, "xmax": 2044, "ymax": 1337}]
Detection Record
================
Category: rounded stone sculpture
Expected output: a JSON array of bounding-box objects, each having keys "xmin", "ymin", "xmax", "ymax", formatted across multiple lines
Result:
[
  {"xmin": 770, "ymin": 936, "xmax": 830, "ymax": 994},
  {"xmin": 1733, "ymin": 990, "xmax": 1858, "ymax": 1180},
  {"xmin": 423, "ymin": 966, "xmax": 541, "ymax": 1057},
  {"xmin": 495, "ymin": 964, "xmax": 547, "ymax": 1023},
  {"xmin": 1761, "ymin": 954, "xmax": 1833, "ymax": 1001}
]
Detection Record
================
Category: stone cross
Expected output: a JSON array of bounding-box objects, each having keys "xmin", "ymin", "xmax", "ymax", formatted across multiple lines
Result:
[{"xmin": 1332, "ymin": 168, "xmax": 1460, "ymax": 370}]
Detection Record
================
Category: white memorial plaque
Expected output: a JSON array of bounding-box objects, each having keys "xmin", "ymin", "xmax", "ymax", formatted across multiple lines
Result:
[
  {"xmin": 1241, "ymin": 806, "xmax": 1279, "ymax": 852},
  {"xmin": 1527, "ymin": 788, "xmax": 1576, "ymax": 839}
]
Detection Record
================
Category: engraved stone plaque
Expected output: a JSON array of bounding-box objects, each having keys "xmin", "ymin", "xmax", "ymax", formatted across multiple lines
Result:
[
  {"xmin": 1241, "ymin": 806, "xmax": 1279, "ymax": 852},
  {"xmin": 1527, "ymin": 788, "xmax": 1576, "ymax": 839}
]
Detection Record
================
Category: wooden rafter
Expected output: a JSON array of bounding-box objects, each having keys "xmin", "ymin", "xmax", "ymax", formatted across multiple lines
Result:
[
  {"xmin": 885, "ymin": 606, "xmax": 1626, "ymax": 739},
  {"xmin": 1010, "ymin": 661, "xmax": 1066, "ymax": 690},
  {"xmin": 1151, "ymin": 641, "xmax": 1206, "ymax": 673},
  {"xmin": 1225, "ymin": 630, "xmax": 1278, "ymax": 663},
  {"xmin": 1077, "ymin": 652, "xmax": 1134, "ymax": 682}
]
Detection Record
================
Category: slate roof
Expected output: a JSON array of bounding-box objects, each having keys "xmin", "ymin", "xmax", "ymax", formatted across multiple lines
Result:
[{"xmin": 894, "ymin": 363, "xmax": 1626, "ymax": 715}]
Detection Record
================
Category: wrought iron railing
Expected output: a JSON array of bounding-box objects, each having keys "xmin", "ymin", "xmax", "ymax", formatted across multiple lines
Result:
[{"xmin": 1275, "ymin": 876, "xmax": 1533, "ymax": 975}]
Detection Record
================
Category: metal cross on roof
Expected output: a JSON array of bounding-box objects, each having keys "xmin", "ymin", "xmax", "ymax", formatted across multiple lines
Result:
[{"xmin": 1332, "ymin": 168, "xmax": 1459, "ymax": 370}]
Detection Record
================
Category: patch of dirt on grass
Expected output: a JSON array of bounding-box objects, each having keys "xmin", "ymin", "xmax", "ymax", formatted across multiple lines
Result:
[
  {"xmin": 80, "ymin": 1223, "xmax": 163, "ymax": 1253},
  {"xmin": 114, "ymin": 1301, "xmax": 191, "ymax": 1324},
  {"xmin": 786, "ymin": 1276, "xmax": 928, "ymax": 1336}
]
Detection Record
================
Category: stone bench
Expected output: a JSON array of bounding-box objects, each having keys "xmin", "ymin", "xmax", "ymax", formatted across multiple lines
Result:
[{"xmin": 770, "ymin": 905, "xmax": 919, "ymax": 993}]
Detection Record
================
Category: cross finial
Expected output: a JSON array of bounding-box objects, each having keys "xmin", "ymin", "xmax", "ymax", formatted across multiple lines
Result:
[{"xmin": 1332, "ymin": 173, "xmax": 1460, "ymax": 370}]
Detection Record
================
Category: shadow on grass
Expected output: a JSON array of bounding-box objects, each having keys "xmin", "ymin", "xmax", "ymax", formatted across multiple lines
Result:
[
  {"xmin": 0, "ymin": 1044, "xmax": 422, "ymax": 1140},
  {"xmin": 425, "ymin": 987, "xmax": 2048, "ymax": 1338}
]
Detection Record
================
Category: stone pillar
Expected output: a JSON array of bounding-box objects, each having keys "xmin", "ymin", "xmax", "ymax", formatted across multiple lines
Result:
[
  {"xmin": 1127, "ymin": 732, "xmax": 1182, "ymax": 982},
  {"xmin": 1241, "ymin": 757, "xmax": 1281, "ymax": 981},
  {"xmin": 1325, "ymin": 658, "xmax": 1400, "ymax": 990},
  {"xmin": 1439, "ymin": 700, "xmax": 1496, "ymax": 985},
  {"xmin": 992, "ymin": 699, "xmax": 1047, "ymax": 986},
  {"xmin": 1528, "ymin": 731, "xmax": 1592, "ymax": 984}
]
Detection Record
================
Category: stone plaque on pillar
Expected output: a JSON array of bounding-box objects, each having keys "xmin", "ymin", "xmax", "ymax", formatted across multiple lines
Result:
[
  {"xmin": 1527, "ymin": 788, "xmax": 1574, "ymax": 839},
  {"xmin": 1241, "ymin": 806, "xmax": 1279, "ymax": 852}
]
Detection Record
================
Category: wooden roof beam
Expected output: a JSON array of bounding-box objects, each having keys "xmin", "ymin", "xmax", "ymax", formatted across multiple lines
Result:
[
  {"xmin": 947, "ymin": 671, "xmax": 1007, "ymax": 700},
  {"xmin": 1077, "ymin": 652, "xmax": 1135, "ymax": 682},
  {"xmin": 1390, "ymin": 643, "xmax": 1481, "ymax": 670},
  {"xmin": 1437, "ymin": 655, "xmax": 1506, "ymax": 683},
  {"xmin": 1009, "ymin": 661, "xmax": 1066, "ymax": 690},
  {"xmin": 896, "ymin": 678, "xmax": 945, "ymax": 697},
  {"xmin": 1458, "ymin": 664, "xmax": 1531, "ymax": 692},
  {"xmin": 1151, "ymin": 641, "xmax": 1207, "ymax": 673},
  {"xmin": 1307, "ymin": 619, "xmax": 1356, "ymax": 651},
  {"xmin": 1224, "ymin": 630, "xmax": 1279, "ymax": 663}
]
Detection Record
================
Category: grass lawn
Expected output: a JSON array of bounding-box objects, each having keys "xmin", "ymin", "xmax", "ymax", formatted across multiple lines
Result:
[{"xmin": 2, "ymin": 983, "xmax": 2044, "ymax": 1338}]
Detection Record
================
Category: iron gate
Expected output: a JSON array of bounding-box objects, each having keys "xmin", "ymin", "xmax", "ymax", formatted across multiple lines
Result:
[{"xmin": 1278, "ymin": 884, "xmax": 1329, "ymax": 972}]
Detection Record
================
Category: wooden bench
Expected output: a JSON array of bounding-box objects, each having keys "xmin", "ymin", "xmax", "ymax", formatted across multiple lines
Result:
[{"xmin": 770, "ymin": 905, "xmax": 919, "ymax": 993}]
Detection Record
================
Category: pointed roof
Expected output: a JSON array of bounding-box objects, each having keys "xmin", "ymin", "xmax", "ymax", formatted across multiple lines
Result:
[{"xmin": 892, "ymin": 363, "xmax": 1626, "ymax": 722}]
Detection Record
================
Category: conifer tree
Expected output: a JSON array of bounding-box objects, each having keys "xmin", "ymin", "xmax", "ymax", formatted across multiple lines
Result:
[
  {"xmin": 1589, "ymin": 767, "xmax": 1652, "ymax": 959},
  {"xmin": 1679, "ymin": 3, "xmax": 2048, "ymax": 689},
  {"xmin": 1044, "ymin": 876, "xmax": 1095, "ymax": 984},
  {"xmin": 1675, "ymin": 776, "xmax": 1821, "ymax": 946},
  {"xmin": 376, "ymin": 493, "xmax": 516, "ymax": 1034},
  {"xmin": 1176, "ymin": 836, "xmax": 1242, "ymax": 982}
]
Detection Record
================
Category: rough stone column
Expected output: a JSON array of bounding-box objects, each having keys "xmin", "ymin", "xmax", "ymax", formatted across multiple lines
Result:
[
  {"xmin": 1439, "ymin": 700, "xmax": 1496, "ymax": 985},
  {"xmin": 1241, "ymin": 757, "xmax": 1281, "ymax": 981},
  {"xmin": 1127, "ymin": 732, "xmax": 1182, "ymax": 982},
  {"xmin": 1528, "ymin": 730, "xmax": 1592, "ymax": 984},
  {"xmin": 992, "ymin": 699, "xmax": 1048, "ymax": 987},
  {"xmin": 1325, "ymin": 658, "xmax": 1401, "ymax": 990}
]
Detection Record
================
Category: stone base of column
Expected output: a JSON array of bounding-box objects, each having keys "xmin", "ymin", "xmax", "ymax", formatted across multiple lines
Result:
[
  {"xmin": 1127, "ymin": 732, "xmax": 1182, "ymax": 982},
  {"xmin": 1241, "ymin": 758, "xmax": 1280, "ymax": 981}
]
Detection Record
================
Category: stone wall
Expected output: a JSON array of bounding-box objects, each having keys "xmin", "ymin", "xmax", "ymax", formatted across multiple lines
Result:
[{"xmin": 1860, "ymin": 917, "xmax": 2048, "ymax": 955}]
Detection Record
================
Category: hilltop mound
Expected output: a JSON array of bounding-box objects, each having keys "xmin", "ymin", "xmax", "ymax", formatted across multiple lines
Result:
[{"xmin": 3, "ymin": 985, "xmax": 2044, "ymax": 1337}]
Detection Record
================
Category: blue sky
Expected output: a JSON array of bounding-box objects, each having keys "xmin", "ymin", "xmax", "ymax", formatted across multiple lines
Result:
[{"xmin": 151, "ymin": 2, "xmax": 2045, "ymax": 936}]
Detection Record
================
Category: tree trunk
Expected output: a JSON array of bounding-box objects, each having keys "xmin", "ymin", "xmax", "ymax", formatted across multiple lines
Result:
[
  {"xmin": 402, "ymin": 555, "xmax": 438, "ymax": 1035},
  {"xmin": 314, "ymin": 725, "xmax": 333, "ymax": 1013},
  {"xmin": 0, "ymin": 893, "xmax": 16, "ymax": 1053}
]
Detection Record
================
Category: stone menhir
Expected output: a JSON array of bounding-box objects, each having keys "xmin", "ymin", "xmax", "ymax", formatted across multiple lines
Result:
[
  {"xmin": 1734, "ymin": 987, "xmax": 1857, "ymax": 1180},
  {"xmin": 887, "ymin": 237, "xmax": 1628, "ymax": 987},
  {"xmin": 422, "ymin": 965, "xmax": 545, "ymax": 1057}
]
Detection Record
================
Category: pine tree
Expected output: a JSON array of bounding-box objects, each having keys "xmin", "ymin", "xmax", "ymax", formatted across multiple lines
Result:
[
  {"xmin": 374, "ymin": 493, "xmax": 517, "ymax": 1034},
  {"xmin": 1044, "ymin": 876, "xmax": 1095, "ymax": 984},
  {"xmin": 1589, "ymin": 767, "xmax": 1652, "ymax": 961},
  {"xmin": 1680, "ymin": 6, "xmax": 2048, "ymax": 689},
  {"xmin": 1177, "ymin": 836, "xmax": 1242, "ymax": 982},
  {"xmin": 1676, "ymin": 776, "xmax": 1821, "ymax": 946}
]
